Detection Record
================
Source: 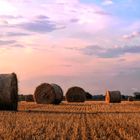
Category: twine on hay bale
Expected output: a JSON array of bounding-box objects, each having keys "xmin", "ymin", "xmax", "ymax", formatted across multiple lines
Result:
[
  {"xmin": 0, "ymin": 73, "xmax": 18, "ymax": 110},
  {"xmin": 34, "ymin": 83, "xmax": 63, "ymax": 105},
  {"xmin": 105, "ymin": 90, "xmax": 121, "ymax": 103},
  {"xmin": 25, "ymin": 94, "xmax": 34, "ymax": 102},
  {"xmin": 66, "ymin": 86, "xmax": 86, "ymax": 102}
]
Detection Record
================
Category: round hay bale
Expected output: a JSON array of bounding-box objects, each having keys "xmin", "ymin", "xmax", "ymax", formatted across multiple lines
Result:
[
  {"xmin": 85, "ymin": 92, "xmax": 92, "ymax": 100},
  {"xmin": 105, "ymin": 90, "xmax": 121, "ymax": 103},
  {"xmin": 34, "ymin": 83, "xmax": 63, "ymax": 105},
  {"xmin": 0, "ymin": 73, "xmax": 18, "ymax": 110},
  {"xmin": 133, "ymin": 92, "xmax": 140, "ymax": 100},
  {"xmin": 128, "ymin": 96, "xmax": 134, "ymax": 101},
  {"xmin": 51, "ymin": 84, "xmax": 63, "ymax": 104},
  {"xmin": 25, "ymin": 94, "xmax": 34, "ymax": 102},
  {"xmin": 66, "ymin": 86, "xmax": 86, "ymax": 102}
]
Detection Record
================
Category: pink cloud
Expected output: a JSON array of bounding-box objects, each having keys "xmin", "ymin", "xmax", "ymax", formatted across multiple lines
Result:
[{"xmin": 123, "ymin": 31, "xmax": 140, "ymax": 40}]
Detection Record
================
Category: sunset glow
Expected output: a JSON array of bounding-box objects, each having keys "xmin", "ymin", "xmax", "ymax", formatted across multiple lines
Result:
[{"xmin": 0, "ymin": 0, "xmax": 140, "ymax": 95}]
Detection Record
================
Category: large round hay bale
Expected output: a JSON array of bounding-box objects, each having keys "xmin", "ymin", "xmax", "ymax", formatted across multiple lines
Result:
[
  {"xmin": 66, "ymin": 86, "xmax": 86, "ymax": 102},
  {"xmin": 25, "ymin": 94, "xmax": 34, "ymax": 102},
  {"xmin": 105, "ymin": 90, "xmax": 121, "ymax": 103},
  {"xmin": 128, "ymin": 96, "xmax": 134, "ymax": 102},
  {"xmin": 0, "ymin": 73, "xmax": 18, "ymax": 110},
  {"xmin": 34, "ymin": 83, "xmax": 63, "ymax": 105}
]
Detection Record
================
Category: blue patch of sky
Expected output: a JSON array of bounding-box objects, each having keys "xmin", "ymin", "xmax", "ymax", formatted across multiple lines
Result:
[
  {"xmin": 80, "ymin": 0, "xmax": 102, "ymax": 4},
  {"xmin": 80, "ymin": 0, "xmax": 140, "ymax": 22},
  {"xmin": 103, "ymin": 1, "xmax": 140, "ymax": 21}
]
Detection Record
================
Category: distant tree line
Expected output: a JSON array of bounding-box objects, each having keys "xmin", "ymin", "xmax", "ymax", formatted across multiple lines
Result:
[{"xmin": 18, "ymin": 92, "xmax": 140, "ymax": 102}]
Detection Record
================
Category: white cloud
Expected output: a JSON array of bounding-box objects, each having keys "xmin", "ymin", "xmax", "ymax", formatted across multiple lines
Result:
[
  {"xmin": 131, "ymin": 88, "xmax": 138, "ymax": 92},
  {"xmin": 36, "ymin": 0, "xmax": 113, "ymax": 39},
  {"xmin": 55, "ymin": 0, "xmax": 79, "ymax": 4},
  {"xmin": 1, "ymin": 0, "xmax": 112, "ymax": 30},
  {"xmin": 0, "ymin": 0, "xmax": 113, "ymax": 40},
  {"xmin": 102, "ymin": 0, "xmax": 114, "ymax": 5},
  {"xmin": 123, "ymin": 31, "xmax": 140, "ymax": 40}
]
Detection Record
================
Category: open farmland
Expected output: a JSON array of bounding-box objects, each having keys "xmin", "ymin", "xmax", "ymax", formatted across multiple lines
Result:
[{"xmin": 0, "ymin": 101, "xmax": 140, "ymax": 140}]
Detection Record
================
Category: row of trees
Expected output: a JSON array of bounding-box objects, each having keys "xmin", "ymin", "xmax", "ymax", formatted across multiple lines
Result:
[{"xmin": 19, "ymin": 92, "xmax": 140, "ymax": 102}]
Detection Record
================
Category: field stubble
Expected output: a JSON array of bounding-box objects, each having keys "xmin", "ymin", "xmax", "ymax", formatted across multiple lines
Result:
[{"xmin": 0, "ymin": 101, "xmax": 140, "ymax": 140}]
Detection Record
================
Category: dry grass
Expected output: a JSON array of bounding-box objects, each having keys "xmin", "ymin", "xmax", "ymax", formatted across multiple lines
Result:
[{"xmin": 0, "ymin": 101, "xmax": 140, "ymax": 140}]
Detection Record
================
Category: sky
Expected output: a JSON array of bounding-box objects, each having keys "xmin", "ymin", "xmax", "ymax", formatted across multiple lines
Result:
[{"xmin": 0, "ymin": 0, "xmax": 140, "ymax": 95}]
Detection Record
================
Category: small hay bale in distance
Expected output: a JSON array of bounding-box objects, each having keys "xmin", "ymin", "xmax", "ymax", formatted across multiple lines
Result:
[
  {"xmin": 66, "ymin": 86, "xmax": 86, "ymax": 102},
  {"xmin": 128, "ymin": 96, "xmax": 134, "ymax": 101},
  {"xmin": 105, "ymin": 90, "xmax": 121, "ymax": 103},
  {"xmin": 25, "ymin": 94, "xmax": 34, "ymax": 102},
  {"xmin": 0, "ymin": 73, "xmax": 18, "ymax": 110},
  {"xmin": 133, "ymin": 92, "xmax": 140, "ymax": 100},
  {"xmin": 18, "ymin": 94, "xmax": 25, "ymax": 101},
  {"xmin": 34, "ymin": 83, "xmax": 63, "ymax": 105}
]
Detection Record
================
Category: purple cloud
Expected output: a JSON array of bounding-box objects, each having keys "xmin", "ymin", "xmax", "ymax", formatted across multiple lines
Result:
[
  {"xmin": 36, "ymin": 15, "xmax": 49, "ymax": 20},
  {"xmin": 5, "ymin": 32, "xmax": 30, "ymax": 36},
  {"xmin": 81, "ymin": 45, "xmax": 140, "ymax": 58},
  {"xmin": 18, "ymin": 19, "xmax": 65, "ymax": 33},
  {"xmin": 0, "ymin": 15, "xmax": 22, "ymax": 19},
  {"xmin": 11, "ymin": 44, "xmax": 25, "ymax": 48},
  {"xmin": 0, "ymin": 40, "xmax": 16, "ymax": 45}
]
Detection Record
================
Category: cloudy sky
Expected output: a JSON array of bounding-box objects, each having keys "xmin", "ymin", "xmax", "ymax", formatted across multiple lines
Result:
[{"xmin": 0, "ymin": 0, "xmax": 140, "ymax": 95}]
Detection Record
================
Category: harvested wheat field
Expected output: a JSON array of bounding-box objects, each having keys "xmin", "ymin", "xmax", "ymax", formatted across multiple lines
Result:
[{"xmin": 0, "ymin": 101, "xmax": 140, "ymax": 140}]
